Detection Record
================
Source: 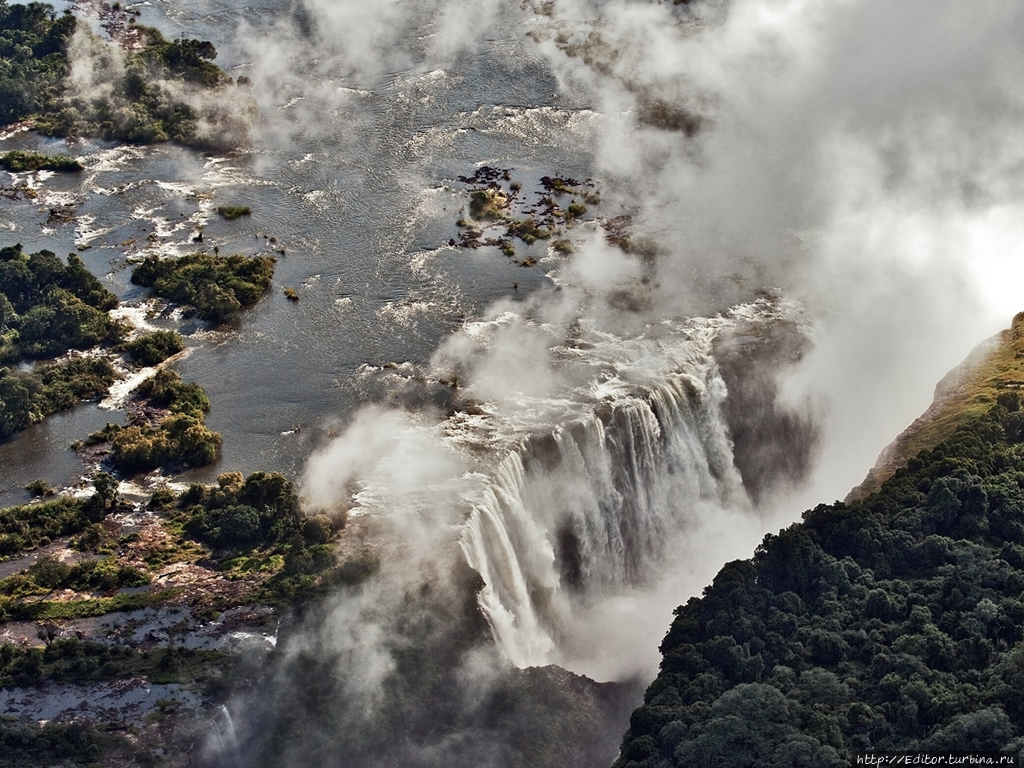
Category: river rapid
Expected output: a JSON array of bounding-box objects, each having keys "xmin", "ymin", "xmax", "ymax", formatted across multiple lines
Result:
[{"xmin": 0, "ymin": 0, "xmax": 606, "ymax": 503}]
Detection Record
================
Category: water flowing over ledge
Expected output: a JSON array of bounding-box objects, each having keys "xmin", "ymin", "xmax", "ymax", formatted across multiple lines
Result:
[
  {"xmin": 461, "ymin": 368, "xmax": 743, "ymax": 668},
  {"xmin": 302, "ymin": 295, "xmax": 810, "ymax": 678},
  {"xmin": 440, "ymin": 297, "xmax": 808, "ymax": 670}
]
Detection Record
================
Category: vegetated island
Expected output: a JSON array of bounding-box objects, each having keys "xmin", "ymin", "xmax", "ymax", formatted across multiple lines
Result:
[
  {"xmin": 0, "ymin": 149, "xmax": 82, "ymax": 172},
  {"xmin": 81, "ymin": 368, "xmax": 221, "ymax": 474},
  {"xmin": 0, "ymin": 0, "xmax": 254, "ymax": 149},
  {"xmin": 130, "ymin": 251, "xmax": 275, "ymax": 322},
  {"xmin": 615, "ymin": 314, "xmax": 1024, "ymax": 767},
  {"xmin": 452, "ymin": 166, "xmax": 598, "ymax": 267},
  {"xmin": 0, "ymin": 243, "xmax": 124, "ymax": 439},
  {"xmin": 216, "ymin": 204, "xmax": 251, "ymax": 220}
]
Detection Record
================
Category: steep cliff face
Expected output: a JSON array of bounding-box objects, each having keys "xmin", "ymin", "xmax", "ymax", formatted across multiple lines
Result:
[
  {"xmin": 850, "ymin": 312, "xmax": 1024, "ymax": 500},
  {"xmin": 614, "ymin": 314, "xmax": 1024, "ymax": 768}
]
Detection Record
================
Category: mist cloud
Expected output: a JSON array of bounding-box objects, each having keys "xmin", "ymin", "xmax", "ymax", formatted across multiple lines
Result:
[
  {"xmin": 206, "ymin": 0, "xmax": 1024, "ymax": 763},
  {"xmin": 528, "ymin": 0, "xmax": 1024, "ymax": 504}
]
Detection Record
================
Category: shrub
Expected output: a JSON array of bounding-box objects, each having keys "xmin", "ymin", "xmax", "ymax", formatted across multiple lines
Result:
[
  {"xmin": 216, "ymin": 205, "xmax": 251, "ymax": 220},
  {"xmin": 135, "ymin": 369, "xmax": 209, "ymax": 416},
  {"xmin": 25, "ymin": 479, "xmax": 55, "ymax": 497},
  {"xmin": 468, "ymin": 189, "xmax": 507, "ymax": 220},
  {"xmin": 0, "ymin": 150, "xmax": 83, "ymax": 173},
  {"xmin": 126, "ymin": 330, "xmax": 185, "ymax": 366}
]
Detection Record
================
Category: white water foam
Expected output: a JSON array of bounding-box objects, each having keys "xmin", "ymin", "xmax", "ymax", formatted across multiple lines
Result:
[{"xmin": 311, "ymin": 296, "xmax": 805, "ymax": 676}]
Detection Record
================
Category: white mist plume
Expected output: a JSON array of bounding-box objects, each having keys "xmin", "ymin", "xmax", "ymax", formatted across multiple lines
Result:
[
  {"xmin": 303, "ymin": 406, "xmax": 467, "ymax": 512},
  {"xmin": 212, "ymin": 0, "xmax": 1024, "ymax": 762},
  {"xmin": 530, "ymin": 0, "xmax": 1024, "ymax": 505},
  {"xmin": 63, "ymin": 26, "xmax": 254, "ymax": 147},
  {"xmin": 67, "ymin": 26, "xmax": 124, "ymax": 101},
  {"xmin": 234, "ymin": 0, "xmax": 508, "ymax": 147}
]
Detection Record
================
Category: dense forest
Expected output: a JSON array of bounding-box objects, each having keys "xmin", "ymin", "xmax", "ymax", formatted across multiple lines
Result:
[
  {"xmin": 0, "ymin": 0, "xmax": 250, "ymax": 148},
  {"xmin": 0, "ymin": 244, "xmax": 119, "ymax": 362},
  {"xmin": 0, "ymin": 244, "xmax": 123, "ymax": 439},
  {"xmin": 615, "ymin": 331, "xmax": 1024, "ymax": 766}
]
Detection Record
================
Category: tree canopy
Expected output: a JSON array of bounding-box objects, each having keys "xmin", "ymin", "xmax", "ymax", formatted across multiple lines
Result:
[
  {"xmin": 616, "ymin": 391, "xmax": 1024, "ymax": 766},
  {"xmin": 130, "ymin": 252, "xmax": 275, "ymax": 323},
  {"xmin": 0, "ymin": 2, "xmax": 250, "ymax": 148}
]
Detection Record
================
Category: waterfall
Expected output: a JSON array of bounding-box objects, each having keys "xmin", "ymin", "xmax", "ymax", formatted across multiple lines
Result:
[
  {"xmin": 204, "ymin": 704, "xmax": 240, "ymax": 765},
  {"xmin": 303, "ymin": 296, "xmax": 804, "ymax": 674},
  {"xmin": 459, "ymin": 351, "xmax": 750, "ymax": 668}
]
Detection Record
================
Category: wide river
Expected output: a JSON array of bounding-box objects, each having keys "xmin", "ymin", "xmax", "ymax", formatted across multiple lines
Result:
[{"xmin": 0, "ymin": 0, "xmax": 606, "ymax": 503}]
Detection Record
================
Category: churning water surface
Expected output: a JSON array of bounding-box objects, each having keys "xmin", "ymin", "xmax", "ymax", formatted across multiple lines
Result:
[{"xmin": 0, "ymin": 0, "xmax": 603, "ymax": 502}]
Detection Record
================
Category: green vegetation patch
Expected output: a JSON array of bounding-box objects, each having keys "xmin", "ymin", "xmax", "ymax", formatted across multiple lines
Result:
[
  {"xmin": 468, "ymin": 188, "xmax": 508, "ymax": 221},
  {"xmin": 135, "ymin": 368, "xmax": 210, "ymax": 415},
  {"xmin": 0, "ymin": 555, "xmax": 148, "ymax": 599},
  {"xmin": 178, "ymin": 471, "xmax": 306, "ymax": 552},
  {"xmin": 566, "ymin": 201, "xmax": 587, "ymax": 219},
  {"xmin": 0, "ymin": 493, "xmax": 110, "ymax": 558},
  {"xmin": 616, "ymin": 395, "xmax": 1024, "ymax": 767},
  {"xmin": 125, "ymin": 329, "xmax": 184, "ymax": 366},
  {"xmin": 92, "ymin": 369, "xmax": 220, "ymax": 473},
  {"xmin": 506, "ymin": 217, "xmax": 552, "ymax": 245},
  {"xmin": 0, "ymin": 356, "xmax": 116, "ymax": 440},
  {"xmin": 105, "ymin": 414, "xmax": 222, "ymax": 473},
  {"xmin": 0, "ymin": 717, "xmax": 131, "ymax": 768},
  {"xmin": 0, "ymin": 637, "xmax": 228, "ymax": 688},
  {"xmin": 0, "ymin": 3, "xmax": 252, "ymax": 149},
  {"xmin": 0, "ymin": 244, "xmax": 120, "ymax": 363},
  {"xmin": 0, "ymin": 150, "xmax": 81, "ymax": 172},
  {"xmin": 0, "ymin": 587, "xmax": 173, "ymax": 622},
  {"xmin": 0, "ymin": 2, "xmax": 75, "ymax": 127},
  {"xmin": 173, "ymin": 471, "xmax": 355, "ymax": 601},
  {"xmin": 130, "ymin": 252, "xmax": 275, "ymax": 322},
  {"xmin": 216, "ymin": 204, "xmax": 250, "ymax": 220}
]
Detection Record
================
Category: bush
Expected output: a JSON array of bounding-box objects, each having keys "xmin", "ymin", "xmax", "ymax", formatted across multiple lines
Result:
[
  {"xmin": 216, "ymin": 504, "xmax": 261, "ymax": 547},
  {"xmin": 0, "ymin": 150, "xmax": 83, "ymax": 173},
  {"xmin": 126, "ymin": 329, "xmax": 184, "ymax": 366},
  {"xmin": 216, "ymin": 205, "xmax": 251, "ymax": 220},
  {"xmin": 24, "ymin": 479, "xmax": 54, "ymax": 497},
  {"xmin": 106, "ymin": 415, "xmax": 221, "ymax": 473},
  {"xmin": 468, "ymin": 189, "xmax": 507, "ymax": 220},
  {"xmin": 302, "ymin": 514, "xmax": 333, "ymax": 545},
  {"xmin": 134, "ymin": 368, "xmax": 209, "ymax": 416}
]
